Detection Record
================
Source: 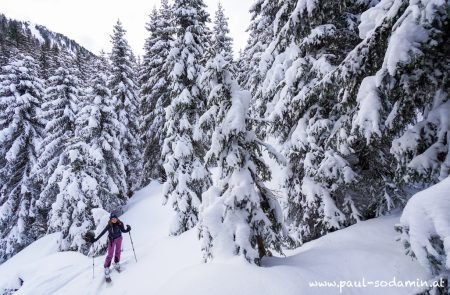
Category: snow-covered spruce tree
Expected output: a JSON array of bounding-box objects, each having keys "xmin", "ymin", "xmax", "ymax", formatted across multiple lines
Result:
[
  {"xmin": 109, "ymin": 20, "xmax": 142, "ymax": 196},
  {"xmin": 140, "ymin": 8, "xmax": 159, "ymax": 183},
  {"xmin": 263, "ymin": 0, "xmax": 374, "ymax": 245},
  {"xmin": 0, "ymin": 34, "xmax": 9, "ymax": 67},
  {"xmin": 198, "ymin": 3, "xmax": 235, "ymax": 141},
  {"xmin": 269, "ymin": 0, "xmax": 449, "ymax": 246},
  {"xmin": 38, "ymin": 43, "xmax": 62, "ymax": 80},
  {"xmin": 198, "ymin": 53, "xmax": 284, "ymax": 265},
  {"xmin": 365, "ymin": 1, "xmax": 449, "ymax": 292},
  {"xmin": 38, "ymin": 40, "xmax": 54, "ymax": 80},
  {"xmin": 74, "ymin": 49, "xmax": 94, "ymax": 87},
  {"xmin": 162, "ymin": 0, "xmax": 211, "ymax": 236},
  {"xmin": 309, "ymin": 0, "xmax": 450, "ymax": 215},
  {"xmin": 3, "ymin": 20, "xmax": 32, "ymax": 56},
  {"xmin": 36, "ymin": 57, "xmax": 80, "ymax": 178},
  {"xmin": 76, "ymin": 61, "xmax": 128, "ymax": 211},
  {"xmin": 130, "ymin": 51, "xmax": 140, "ymax": 80},
  {"xmin": 381, "ymin": 0, "xmax": 450, "ymax": 187},
  {"xmin": 140, "ymin": 0, "xmax": 175, "ymax": 186},
  {"xmin": 34, "ymin": 61, "xmax": 82, "ymax": 241},
  {"xmin": 331, "ymin": 0, "xmax": 449, "ymax": 218},
  {"xmin": 97, "ymin": 50, "xmax": 112, "ymax": 76},
  {"xmin": 211, "ymin": 2, "xmax": 234, "ymax": 66},
  {"xmin": 35, "ymin": 58, "xmax": 127, "ymax": 253},
  {"xmin": 238, "ymin": 0, "xmax": 281, "ymax": 92},
  {"xmin": 42, "ymin": 64, "xmax": 129, "ymax": 253},
  {"xmin": 0, "ymin": 54, "xmax": 44, "ymax": 262},
  {"xmin": 395, "ymin": 178, "xmax": 450, "ymax": 294},
  {"xmin": 240, "ymin": 0, "xmax": 289, "ymax": 137},
  {"xmin": 43, "ymin": 140, "xmax": 102, "ymax": 253}
]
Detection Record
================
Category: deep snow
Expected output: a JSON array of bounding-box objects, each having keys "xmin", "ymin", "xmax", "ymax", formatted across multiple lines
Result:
[
  {"xmin": 0, "ymin": 181, "xmax": 430, "ymax": 295},
  {"xmin": 399, "ymin": 177, "xmax": 450, "ymax": 275}
]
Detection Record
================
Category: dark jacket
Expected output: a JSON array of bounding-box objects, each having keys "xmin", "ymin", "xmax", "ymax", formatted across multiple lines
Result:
[{"xmin": 94, "ymin": 221, "xmax": 130, "ymax": 242}]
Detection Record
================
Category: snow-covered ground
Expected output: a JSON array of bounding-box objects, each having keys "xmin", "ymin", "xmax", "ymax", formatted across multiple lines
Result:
[{"xmin": 0, "ymin": 182, "xmax": 430, "ymax": 295}]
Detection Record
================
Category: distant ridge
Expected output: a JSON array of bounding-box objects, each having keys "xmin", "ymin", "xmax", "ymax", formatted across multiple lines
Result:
[{"xmin": 0, "ymin": 13, "xmax": 95, "ymax": 56}]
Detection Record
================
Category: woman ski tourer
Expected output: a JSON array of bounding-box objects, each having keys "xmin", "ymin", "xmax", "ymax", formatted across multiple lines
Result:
[{"xmin": 87, "ymin": 213, "xmax": 131, "ymax": 280}]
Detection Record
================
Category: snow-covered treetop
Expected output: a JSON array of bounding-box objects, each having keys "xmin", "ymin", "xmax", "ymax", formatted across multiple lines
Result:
[
  {"xmin": 212, "ymin": 2, "xmax": 233, "ymax": 60},
  {"xmin": 109, "ymin": 20, "xmax": 135, "ymax": 83},
  {"xmin": 173, "ymin": 0, "xmax": 210, "ymax": 36}
]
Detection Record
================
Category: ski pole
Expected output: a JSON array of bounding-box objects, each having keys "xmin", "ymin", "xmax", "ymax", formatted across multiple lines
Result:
[
  {"xmin": 91, "ymin": 244, "xmax": 95, "ymax": 279},
  {"xmin": 129, "ymin": 232, "xmax": 137, "ymax": 263}
]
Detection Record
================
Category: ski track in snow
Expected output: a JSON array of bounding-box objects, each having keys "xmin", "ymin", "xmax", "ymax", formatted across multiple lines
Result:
[{"xmin": 0, "ymin": 182, "xmax": 429, "ymax": 295}]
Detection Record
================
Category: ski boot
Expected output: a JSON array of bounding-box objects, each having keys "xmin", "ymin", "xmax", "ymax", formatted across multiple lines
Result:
[{"xmin": 104, "ymin": 267, "xmax": 111, "ymax": 283}]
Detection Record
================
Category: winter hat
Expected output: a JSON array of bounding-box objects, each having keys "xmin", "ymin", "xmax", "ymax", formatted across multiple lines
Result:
[{"xmin": 110, "ymin": 213, "xmax": 118, "ymax": 219}]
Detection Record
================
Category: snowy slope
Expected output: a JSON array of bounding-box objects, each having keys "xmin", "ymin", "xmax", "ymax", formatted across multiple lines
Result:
[{"xmin": 0, "ymin": 182, "xmax": 429, "ymax": 295}]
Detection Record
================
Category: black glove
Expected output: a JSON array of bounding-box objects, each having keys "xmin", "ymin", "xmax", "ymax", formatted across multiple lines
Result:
[
  {"xmin": 83, "ymin": 231, "xmax": 95, "ymax": 243},
  {"xmin": 127, "ymin": 225, "xmax": 131, "ymax": 232}
]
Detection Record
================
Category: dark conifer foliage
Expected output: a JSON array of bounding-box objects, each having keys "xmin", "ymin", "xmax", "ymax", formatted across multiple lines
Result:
[
  {"xmin": 140, "ymin": 0, "xmax": 175, "ymax": 186},
  {"xmin": 162, "ymin": 0, "xmax": 212, "ymax": 236},
  {"xmin": 109, "ymin": 20, "xmax": 142, "ymax": 197},
  {"xmin": 0, "ymin": 54, "xmax": 44, "ymax": 262}
]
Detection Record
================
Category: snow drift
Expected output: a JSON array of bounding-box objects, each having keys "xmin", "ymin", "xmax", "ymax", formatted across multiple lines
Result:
[{"xmin": 0, "ymin": 182, "xmax": 432, "ymax": 295}]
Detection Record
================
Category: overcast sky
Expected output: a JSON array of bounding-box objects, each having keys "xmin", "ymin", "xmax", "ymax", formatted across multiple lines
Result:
[{"xmin": 0, "ymin": 0, "xmax": 253, "ymax": 56}]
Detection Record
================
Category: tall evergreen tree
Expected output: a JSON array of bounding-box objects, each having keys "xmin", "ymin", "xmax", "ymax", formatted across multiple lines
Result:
[
  {"xmin": 199, "ymin": 51, "xmax": 285, "ymax": 265},
  {"xmin": 41, "ymin": 63, "xmax": 128, "ymax": 253},
  {"xmin": 140, "ymin": 0, "xmax": 175, "ymax": 186},
  {"xmin": 257, "ymin": 0, "xmax": 449, "ymax": 248},
  {"xmin": 38, "ymin": 40, "xmax": 54, "ymax": 80},
  {"xmin": 332, "ymin": 0, "xmax": 450, "ymax": 217},
  {"xmin": 0, "ymin": 17, "xmax": 9, "ymax": 67},
  {"xmin": 199, "ymin": 3, "xmax": 235, "ymax": 141},
  {"xmin": 0, "ymin": 55, "xmax": 44, "ymax": 262},
  {"xmin": 34, "ymin": 62, "xmax": 82, "ymax": 239},
  {"xmin": 74, "ymin": 49, "xmax": 93, "ymax": 86},
  {"xmin": 239, "ymin": 0, "xmax": 281, "ymax": 93},
  {"xmin": 76, "ymin": 61, "xmax": 127, "ymax": 211},
  {"xmin": 7, "ymin": 20, "xmax": 29, "ymax": 52},
  {"xmin": 379, "ymin": 0, "xmax": 450, "ymax": 187},
  {"xmin": 310, "ymin": 0, "xmax": 450, "ymax": 221},
  {"xmin": 43, "ymin": 139, "xmax": 100, "ymax": 253},
  {"xmin": 258, "ymin": 0, "xmax": 374, "ymax": 245},
  {"xmin": 109, "ymin": 20, "xmax": 142, "ymax": 196},
  {"xmin": 97, "ymin": 50, "xmax": 112, "ymax": 75},
  {"xmin": 211, "ymin": 2, "xmax": 234, "ymax": 64},
  {"xmin": 238, "ymin": 0, "xmax": 285, "ymax": 138},
  {"xmin": 162, "ymin": 0, "xmax": 212, "ymax": 236}
]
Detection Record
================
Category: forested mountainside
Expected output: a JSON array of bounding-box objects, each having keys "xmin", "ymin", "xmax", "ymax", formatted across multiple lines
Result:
[
  {"xmin": 0, "ymin": 13, "xmax": 113, "ymax": 262},
  {"xmin": 0, "ymin": 14, "xmax": 95, "ymax": 74},
  {"xmin": 0, "ymin": 0, "xmax": 449, "ymax": 292}
]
